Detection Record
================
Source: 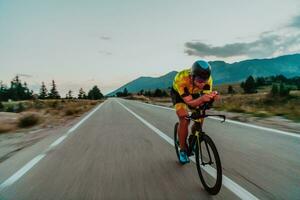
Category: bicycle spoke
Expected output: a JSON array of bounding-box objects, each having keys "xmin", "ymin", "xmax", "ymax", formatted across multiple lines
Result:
[{"xmin": 204, "ymin": 140, "xmax": 213, "ymax": 164}]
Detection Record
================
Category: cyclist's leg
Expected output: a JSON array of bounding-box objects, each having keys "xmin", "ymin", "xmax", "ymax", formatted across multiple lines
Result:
[{"xmin": 175, "ymin": 103, "xmax": 190, "ymax": 151}]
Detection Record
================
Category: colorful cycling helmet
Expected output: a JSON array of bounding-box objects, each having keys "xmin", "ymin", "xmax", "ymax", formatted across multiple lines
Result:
[{"xmin": 191, "ymin": 60, "xmax": 211, "ymax": 81}]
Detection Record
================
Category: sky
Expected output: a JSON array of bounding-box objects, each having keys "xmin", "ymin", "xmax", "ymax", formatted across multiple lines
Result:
[{"xmin": 1, "ymin": 0, "xmax": 300, "ymax": 95}]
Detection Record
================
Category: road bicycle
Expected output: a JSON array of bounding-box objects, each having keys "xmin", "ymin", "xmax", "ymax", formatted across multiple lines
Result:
[{"xmin": 174, "ymin": 101, "xmax": 226, "ymax": 195}]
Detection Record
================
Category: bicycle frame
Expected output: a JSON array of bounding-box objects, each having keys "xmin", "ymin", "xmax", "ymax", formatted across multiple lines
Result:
[
  {"xmin": 185, "ymin": 104, "xmax": 226, "ymax": 163},
  {"xmin": 174, "ymin": 101, "xmax": 225, "ymax": 195}
]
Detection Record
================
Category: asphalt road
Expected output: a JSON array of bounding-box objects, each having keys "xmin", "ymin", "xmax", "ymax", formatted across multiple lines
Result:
[{"xmin": 0, "ymin": 98, "xmax": 299, "ymax": 200}]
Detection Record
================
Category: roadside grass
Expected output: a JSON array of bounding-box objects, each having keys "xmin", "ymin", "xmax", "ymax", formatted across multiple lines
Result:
[
  {"xmin": 123, "ymin": 85, "xmax": 300, "ymax": 122},
  {"xmin": 0, "ymin": 124, "xmax": 15, "ymax": 134},
  {"xmin": 214, "ymin": 93, "xmax": 300, "ymax": 122},
  {"xmin": 124, "ymin": 95, "xmax": 151, "ymax": 102},
  {"xmin": 0, "ymin": 99, "xmax": 103, "ymax": 133}
]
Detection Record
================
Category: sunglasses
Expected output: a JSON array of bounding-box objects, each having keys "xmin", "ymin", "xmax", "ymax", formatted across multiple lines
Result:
[{"xmin": 194, "ymin": 76, "xmax": 207, "ymax": 83}]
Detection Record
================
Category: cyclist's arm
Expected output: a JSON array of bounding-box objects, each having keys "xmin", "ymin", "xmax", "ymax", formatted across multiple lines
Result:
[
  {"xmin": 182, "ymin": 91, "xmax": 219, "ymax": 108},
  {"xmin": 182, "ymin": 94, "xmax": 214, "ymax": 108}
]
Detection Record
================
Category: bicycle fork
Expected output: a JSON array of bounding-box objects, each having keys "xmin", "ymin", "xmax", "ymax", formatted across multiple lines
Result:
[{"xmin": 195, "ymin": 131, "xmax": 214, "ymax": 166}]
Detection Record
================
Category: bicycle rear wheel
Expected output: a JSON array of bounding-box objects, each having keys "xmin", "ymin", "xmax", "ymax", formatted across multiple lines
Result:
[
  {"xmin": 174, "ymin": 122, "xmax": 180, "ymax": 160},
  {"xmin": 195, "ymin": 134, "xmax": 222, "ymax": 195}
]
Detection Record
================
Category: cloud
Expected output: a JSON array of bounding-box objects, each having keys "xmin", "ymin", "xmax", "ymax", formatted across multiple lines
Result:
[
  {"xmin": 98, "ymin": 50, "xmax": 112, "ymax": 55},
  {"xmin": 99, "ymin": 36, "xmax": 111, "ymax": 40},
  {"xmin": 16, "ymin": 73, "xmax": 33, "ymax": 78},
  {"xmin": 185, "ymin": 14, "xmax": 300, "ymax": 59},
  {"xmin": 289, "ymin": 15, "xmax": 300, "ymax": 29},
  {"xmin": 185, "ymin": 33, "xmax": 300, "ymax": 58}
]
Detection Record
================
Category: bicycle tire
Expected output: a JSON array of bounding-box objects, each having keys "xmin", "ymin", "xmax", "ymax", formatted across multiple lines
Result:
[
  {"xmin": 195, "ymin": 134, "xmax": 222, "ymax": 195},
  {"xmin": 174, "ymin": 122, "xmax": 180, "ymax": 160}
]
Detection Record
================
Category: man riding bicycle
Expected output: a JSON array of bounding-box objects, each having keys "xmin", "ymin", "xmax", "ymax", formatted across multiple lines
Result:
[{"xmin": 171, "ymin": 60, "xmax": 219, "ymax": 164}]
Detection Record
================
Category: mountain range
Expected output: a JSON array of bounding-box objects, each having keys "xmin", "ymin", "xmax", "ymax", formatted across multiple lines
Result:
[{"xmin": 107, "ymin": 53, "xmax": 300, "ymax": 96}]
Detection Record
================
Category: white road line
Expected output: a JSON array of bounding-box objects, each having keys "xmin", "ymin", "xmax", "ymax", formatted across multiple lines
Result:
[
  {"xmin": 0, "ymin": 154, "xmax": 46, "ymax": 190},
  {"xmin": 49, "ymin": 135, "xmax": 68, "ymax": 148},
  {"xmin": 129, "ymin": 99, "xmax": 300, "ymax": 138},
  {"xmin": 0, "ymin": 101, "xmax": 106, "ymax": 192},
  {"xmin": 117, "ymin": 100, "xmax": 259, "ymax": 200}
]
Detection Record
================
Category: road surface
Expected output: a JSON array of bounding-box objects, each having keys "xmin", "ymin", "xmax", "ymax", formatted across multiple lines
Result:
[{"xmin": 0, "ymin": 98, "xmax": 299, "ymax": 200}]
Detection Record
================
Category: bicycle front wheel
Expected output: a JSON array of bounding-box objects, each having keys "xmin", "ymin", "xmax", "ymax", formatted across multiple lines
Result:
[
  {"xmin": 195, "ymin": 134, "xmax": 222, "ymax": 195},
  {"xmin": 174, "ymin": 122, "xmax": 180, "ymax": 160}
]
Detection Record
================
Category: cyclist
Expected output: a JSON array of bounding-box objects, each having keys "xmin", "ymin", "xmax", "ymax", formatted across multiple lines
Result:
[{"xmin": 171, "ymin": 60, "xmax": 219, "ymax": 164}]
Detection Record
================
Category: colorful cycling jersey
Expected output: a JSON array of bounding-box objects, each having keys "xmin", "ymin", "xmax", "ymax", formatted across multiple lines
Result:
[{"xmin": 172, "ymin": 69, "xmax": 213, "ymax": 97}]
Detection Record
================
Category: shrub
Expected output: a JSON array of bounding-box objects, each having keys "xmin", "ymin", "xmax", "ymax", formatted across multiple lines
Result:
[
  {"xmin": 16, "ymin": 102, "xmax": 25, "ymax": 113},
  {"xmin": 253, "ymin": 111, "xmax": 270, "ymax": 118},
  {"xmin": 64, "ymin": 107, "xmax": 81, "ymax": 116},
  {"xmin": 89, "ymin": 101, "xmax": 97, "ymax": 105},
  {"xmin": 0, "ymin": 102, "xmax": 4, "ymax": 111},
  {"xmin": 50, "ymin": 101, "xmax": 59, "ymax": 108},
  {"xmin": 270, "ymin": 84, "xmax": 279, "ymax": 97},
  {"xmin": 228, "ymin": 85, "xmax": 235, "ymax": 94},
  {"xmin": 5, "ymin": 104, "xmax": 15, "ymax": 112},
  {"xmin": 279, "ymin": 83, "xmax": 291, "ymax": 96},
  {"xmin": 18, "ymin": 113, "xmax": 40, "ymax": 128},
  {"xmin": 227, "ymin": 107, "xmax": 245, "ymax": 113},
  {"xmin": 33, "ymin": 100, "xmax": 45, "ymax": 109},
  {"xmin": 242, "ymin": 76, "xmax": 257, "ymax": 93},
  {"xmin": 270, "ymin": 83, "xmax": 291, "ymax": 97}
]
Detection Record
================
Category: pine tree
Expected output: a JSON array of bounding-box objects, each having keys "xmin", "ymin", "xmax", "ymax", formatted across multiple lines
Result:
[
  {"xmin": 48, "ymin": 80, "xmax": 60, "ymax": 99},
  {"xmin": 78, "ymin": 88, "xmax": 86, "ymax": 99},
  {"xmin": 154, "ymin": 88, "xmax": 162, "ymax": 97},
  {"xmin": 279, "ymin": 83, "xmax": 290, "ymax": 96},
  {"xmin": 228, "ymin": 85, "xmax": 235, "ymax": 94},
  {"xmin": 23, "ymin": 82, "xmax": 33, "ymax": 100},
  {"xmin": 88, "ymin": 86, "xmax": 103, "ymax": 100},
  {"xmin": 139, "ymin": 89, "xmax": 144, "ymax": 95},
  {"xmin": 241, "ymin": 76, "xmax": 256, "ymax": 93},
  {"xmin": 8, "ymin": 76, "xmax": 31, "ymax": 100},
  {"xmin": 123, "ymin": 88, "xmax": 128, "ymax": 97},
  {"xmin": 161, "ymin": 90, "xmax": 168, "ymax": 97},
  {"xmin": 270, "ymin": 84, "xmax": 279, "ymax": 97},
  {"xmin": 66, "ymin": 90, "xmax": 73, "ymax": 99},
  {"xmin": 0, "ymin": 81, "xmax": 9, "ymax": 101},
  {"xmin": 39, "ymin": 82, "xmax": 48, "ymax": 99}
]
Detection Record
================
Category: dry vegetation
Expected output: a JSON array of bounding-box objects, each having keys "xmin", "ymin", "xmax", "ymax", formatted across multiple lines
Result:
[
  {"xmin": 127, "ymin": 83, "xmax": 300, "ymax": 122},
  {"xmin": 213, "ymin": 84, "xmax": 300, "ymax": 122},
  {"xmin": 214, "ymin": 93, "xmax": 300, "ymax": 121},
  {"xmin": 0, "ymin": 99, "xmax": 102, "ymax": 134}
]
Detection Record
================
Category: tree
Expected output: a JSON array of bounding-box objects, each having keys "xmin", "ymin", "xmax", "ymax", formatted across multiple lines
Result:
[
  {"xmin": 66, "ymin": 90, "xmax": 73, "ymax": 99},
  {"xmin": 8, "ymin": 76, "xmax": 22, "ymax": 100},
  {"xmin": 0, "ymin": 81, "xmax": 9, "ymax": 101},
  {"xmin": 279, "ymin": 83, "xmax": 290, "ymax": 96},
  {"xmin": 153, "ymin": 88, "xmax": 162, "ymax": 97},
  {"xmin": 274, "ymin": 75, "xmax": 287, "ymax": 83},
  {"xmin": 270, "ymin": 84, "xmax": 279, "ymax": 97},
  {"xmin": 39, "ymin": 82, "xmax": 48, "ymax": 99},
  {"xmin": 256, "ymin": 77, "xmax": 266, "ymax": 87},
  {"xmin": 88, "ymin": 86, "xmax": 103, "ymax": 100},
  {"xmin": 228, "ymin": 85, "xmax": 235, "ymax": 94},
  {"xmin": 138, "ymin": 89, "xmax": 144, "ymax": 95},
  {"xmin": 161, "ymin": 90, "xmax": 168, "ymax": 97},
  {"xmin": 78, "ymin": 88, "xmax": 86, "ymax": 99},
  {"xmin": 6, "ymin": 76, "xmax": 33, "ymax": 100},
  {"xmin": 48, "ymin": 80, "xmax": 60, "ymax": 99},
  {"xmin": 116, "ymin": 92, "xmax": 123, "ymax": 97},
  {"xmin": 241, "ymin": 76, "xmax": 257, "ymax": 93},
  {"xmin": 123, "ymin": 88, "xmax": 128, "ymax": 97},
  {"xmin": 144, "ymin": 90, "xmax": 152, "ymax": 97},
  {"xmin": 0, "ymin": 101, "xmax": 4, "ymax": 111}
]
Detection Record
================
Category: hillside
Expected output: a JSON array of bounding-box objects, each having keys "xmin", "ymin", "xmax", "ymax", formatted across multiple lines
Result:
[
  {"xmin": 107, "ymin": 53, "xmax": 300, "ymax": 96},
  {"xmin": 107, "ymin": 71, "xmax": 177, "ymax": 96}
]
